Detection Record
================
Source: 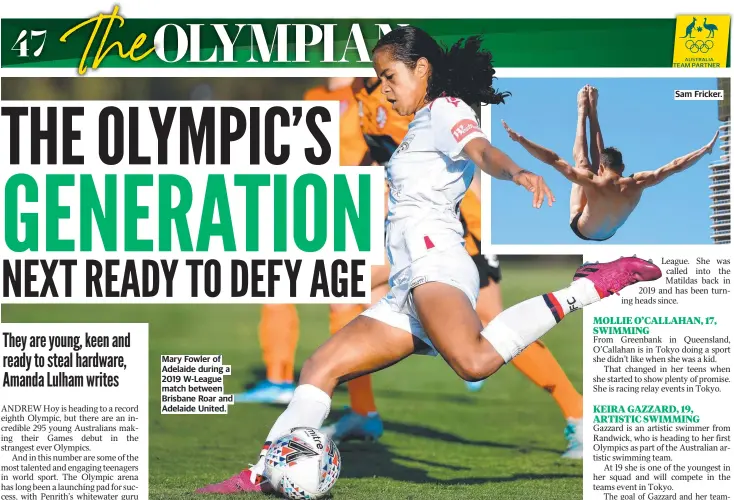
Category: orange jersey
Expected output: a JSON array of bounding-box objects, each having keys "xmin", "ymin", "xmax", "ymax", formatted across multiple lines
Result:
[
  {"xmin": 354, "ymin": 80, "xmax": 413, "ymax": 164},
  {"xmin": 304, "ymin": 85, "xmax": 368, "ymax": 167},
  {"xmin": 460, "ymin": 189, "xmax": 482, "ymax": 256}
]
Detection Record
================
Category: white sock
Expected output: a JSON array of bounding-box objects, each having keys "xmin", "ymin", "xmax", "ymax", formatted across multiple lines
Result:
[
  {"xmin": 250, "ymin": 384, "xmax": 331, "ymax": 479},
  {"xmin": 481, "ymin": 278, "xmax": 600, "ymax": 363}
]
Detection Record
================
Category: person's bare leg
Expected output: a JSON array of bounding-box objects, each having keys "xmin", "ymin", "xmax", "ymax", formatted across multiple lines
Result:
[
  {"xmin": 463, "ymin": 279, "xmax": 504, "ymax": 391},
  {"xmin": 265, "ymin": 315, "xmax": 414, "ymax": 455},
  {"xmin": 318, "ymin": 280, "xmax": 393, "ymax": 441},
  {"xmin": 195, "ymin": 314, "xmax": 418, "ymax": 493},
  {"xmin": 335, "ymin": 280, "xmax": 391, "ymax": 419},
  {"xmin": 302, "ymin": 316, "xmax": 418, "ymax": 391},
  {"xmin": 475, "ymin": 280, "xmax": 503, "ymax": 326},
  {"xmin": 474, "ymin": 279, "xmax": 584, "ymax": 421},
  {"xmin": 570, "ymin": 86, "xmax": 592, "ymax": 223},
  {"xmin": 261, "ymin": 317, "xmax": 415, "ymax": 475},
  {"xmin": 412, "ymin": 252, "xmax": 625, "ymax": 383},
  {"xmin": 588, "ymin": 85, "xmax": 604, "ymax": 173},
  {"xmin": 414, "ymin": 283, "xmax": 505, "ymax": 381}
]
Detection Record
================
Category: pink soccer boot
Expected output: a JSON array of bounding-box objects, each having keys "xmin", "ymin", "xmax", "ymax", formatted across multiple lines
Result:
[
  {"xmin": 195, "ymin": 469, "xmax": 271, "ymax": 494},
  {"xmin": 573, "ymin": 256, "xmax": 662, "ymax": 298}
]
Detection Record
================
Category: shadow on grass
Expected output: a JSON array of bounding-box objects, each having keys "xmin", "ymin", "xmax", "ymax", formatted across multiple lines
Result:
[{"xmin": 326, "ymin": 408, "xmax": 580, "ymax": 484}]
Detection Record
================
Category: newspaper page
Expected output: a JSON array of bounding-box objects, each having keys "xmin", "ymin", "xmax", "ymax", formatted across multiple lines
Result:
[{"xmin": 0, "ymin": 2, "xmax": 732, "ymax": 500}]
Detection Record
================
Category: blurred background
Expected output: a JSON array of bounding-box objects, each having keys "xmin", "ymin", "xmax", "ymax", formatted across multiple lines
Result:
[{"xmin": 2, "ymin": 77, "xmax": 319, "ymax": 101}]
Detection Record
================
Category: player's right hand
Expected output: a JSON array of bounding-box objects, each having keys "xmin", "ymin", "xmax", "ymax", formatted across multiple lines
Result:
[{"xmin": 512, "ymin": 171, "xmax": 555, "ymax": 209}]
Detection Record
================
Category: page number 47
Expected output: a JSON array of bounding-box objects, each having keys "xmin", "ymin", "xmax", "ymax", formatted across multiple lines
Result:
[{"xmin": 12, "ymin": 30, "xmax": 48, "ymax": 57}]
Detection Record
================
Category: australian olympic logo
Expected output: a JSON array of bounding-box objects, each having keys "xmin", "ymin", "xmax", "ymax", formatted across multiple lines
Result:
[{"xmin": 685, "ymin": 39, "xmax": 714, "ymax": 53}]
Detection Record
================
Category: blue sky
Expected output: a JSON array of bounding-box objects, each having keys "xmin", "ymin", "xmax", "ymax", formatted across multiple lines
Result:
[{"xmin": 489, "ymin": 78, "xmax": 722, "ymax": 245}]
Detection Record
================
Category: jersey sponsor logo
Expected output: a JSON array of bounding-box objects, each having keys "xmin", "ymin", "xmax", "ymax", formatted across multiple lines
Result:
[
  {"xmin": 393, "ymin": 133, "xmax": 414, "ymax": 156},
  {"xmin": 376, "ymin": 106, "xmax": 387, "ymax": 128},
  {"xmin": 451, "ymin": 119, "xmax": 480, "ymax": 142}
]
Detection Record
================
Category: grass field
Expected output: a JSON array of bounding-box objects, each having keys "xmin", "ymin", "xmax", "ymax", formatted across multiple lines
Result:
[{"xmin": 2, "ymin": 258, "xmax": 583, "ymax": 500}]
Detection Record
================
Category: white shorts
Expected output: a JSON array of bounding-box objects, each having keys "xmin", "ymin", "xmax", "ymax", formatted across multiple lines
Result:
[{"xmin": 361, "ymin": 243, "xmax": 480, "ymax": 356}]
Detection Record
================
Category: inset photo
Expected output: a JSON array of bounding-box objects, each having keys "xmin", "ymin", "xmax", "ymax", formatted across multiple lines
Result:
[{"xmin": 490, "ymin": 77, "xmax": 730, "ymax": 245}]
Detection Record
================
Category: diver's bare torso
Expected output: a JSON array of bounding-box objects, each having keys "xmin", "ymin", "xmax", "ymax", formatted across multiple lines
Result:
[{"xmin": 574, "ymin": 177, "xmax": 642, "ymax": 241}]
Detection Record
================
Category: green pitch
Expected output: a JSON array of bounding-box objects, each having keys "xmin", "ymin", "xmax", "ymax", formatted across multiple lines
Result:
[{"xmin": 3, "ymin": 258, "xmax": 583, "ymax": 500}]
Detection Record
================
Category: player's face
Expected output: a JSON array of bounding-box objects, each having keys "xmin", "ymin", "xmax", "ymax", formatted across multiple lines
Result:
[{"xmin": 372, "ymin": 48, "xmax": 427, "ymax": 116}]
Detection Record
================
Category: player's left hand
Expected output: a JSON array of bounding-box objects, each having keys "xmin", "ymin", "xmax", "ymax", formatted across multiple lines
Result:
[{"xmin": 512, "ymin": 170, "xmax": 555, "ymax": 209}]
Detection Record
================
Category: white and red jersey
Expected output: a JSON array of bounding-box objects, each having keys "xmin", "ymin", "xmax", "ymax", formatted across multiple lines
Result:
[{"xmin": 384, "ymin": 96, "xmax": 486, "ymax": 273}]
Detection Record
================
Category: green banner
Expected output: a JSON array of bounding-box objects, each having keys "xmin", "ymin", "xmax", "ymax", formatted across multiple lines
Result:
[{"xmin": 1, "ymin": 13, "xmax": 728, "ymax": 72}]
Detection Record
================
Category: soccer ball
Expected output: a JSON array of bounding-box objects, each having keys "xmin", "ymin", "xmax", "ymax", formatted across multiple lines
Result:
[{"xmin": 263, "ymin": 427, "xmax": 341, "ymax": 499}]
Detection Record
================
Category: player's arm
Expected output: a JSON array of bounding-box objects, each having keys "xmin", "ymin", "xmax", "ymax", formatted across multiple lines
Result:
[
  {"xmin": 463, "ymin": 138, "xmax": 554, "ymax": 209},
  {"xmin": 629, "ymin": 130, "xmax": 719, "ymax": 188},
  {"xmin": 468, "ymin": 166, "xmax": 481, "ymax": 199},
  {"xmin": 433, "ymin": 98, "xmax": 554, "ymax": 208},
  {"xmin": 502, "ymin": 120, "xmax": 597, "ymax": 187}
]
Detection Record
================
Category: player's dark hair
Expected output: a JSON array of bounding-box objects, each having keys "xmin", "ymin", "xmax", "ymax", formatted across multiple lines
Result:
[
  {"xmin": 601, "ymin": 147, "xmax": 624, "ymax": 174},
  {"xmin": 373, "ymin": 26, "xmax": 510, "ymax": 107}
]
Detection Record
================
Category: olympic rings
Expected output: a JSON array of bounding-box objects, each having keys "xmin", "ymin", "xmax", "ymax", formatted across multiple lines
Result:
[{"xmin": 685, "ymin": 39, "xmax": 714, "ymax": 54}]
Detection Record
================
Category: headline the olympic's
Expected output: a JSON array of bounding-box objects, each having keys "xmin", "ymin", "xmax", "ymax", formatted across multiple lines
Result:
[{"xmin": 0, "ymin": 101, "xmax": 386, "ymax": 303}]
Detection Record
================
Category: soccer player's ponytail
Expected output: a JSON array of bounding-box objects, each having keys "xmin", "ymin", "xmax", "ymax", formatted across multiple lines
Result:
[{"xmin": 373, "ymin": 26, "xmax": 511, "ymax": 107}]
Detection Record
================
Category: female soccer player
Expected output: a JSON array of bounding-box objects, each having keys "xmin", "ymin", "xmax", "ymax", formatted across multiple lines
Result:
[
  {"xmin": 197, "ymin": 26, "xmax": 661, "ymax": 493},
  {"xmin": 324, "ymin": 76, "xmax": 586, "ymax": 460}
]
